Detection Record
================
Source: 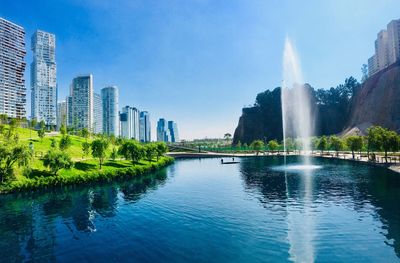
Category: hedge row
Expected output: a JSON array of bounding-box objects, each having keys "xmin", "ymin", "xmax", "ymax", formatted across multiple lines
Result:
[{"xmin": 0, "ymin": 156, "xmax": 174, "ymax": 194}]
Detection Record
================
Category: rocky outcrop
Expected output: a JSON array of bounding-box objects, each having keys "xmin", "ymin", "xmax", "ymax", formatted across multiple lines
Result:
[{"xmin": 345, "ymin": 61, "xmax": 400, "ymax": 134}]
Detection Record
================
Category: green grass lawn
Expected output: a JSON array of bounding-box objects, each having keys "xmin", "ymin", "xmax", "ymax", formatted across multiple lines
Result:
[{"xmin": 1, "ymin": 126, "xmax": 174, "ymax": 193}]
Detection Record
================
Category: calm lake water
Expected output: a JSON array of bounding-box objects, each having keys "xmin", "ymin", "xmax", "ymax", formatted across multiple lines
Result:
[{"xmin": 1, "ymin": 157, "xmax": 400, "ymax": 262}]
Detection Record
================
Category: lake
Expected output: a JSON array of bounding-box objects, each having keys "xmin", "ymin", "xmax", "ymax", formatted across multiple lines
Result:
[{"xmin": 0, "ymin": 157, "xmax": 399, "ymax": 262}]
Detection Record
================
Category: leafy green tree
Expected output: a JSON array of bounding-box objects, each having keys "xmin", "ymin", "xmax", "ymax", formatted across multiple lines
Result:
[
  {"xmin": 91, "ymin": 139, "xmax": 109, "ymax": 169},
  {"xmin": 367, "ymin": 126, "xmax": 383, "ymax": 157},
  {"xmin": 119, "ymin": 141, "xmax": 144, "ymax": 164},
  {"xmin": 236, "ymin": 141, "xmax": 242, "ymax": 149},
  {"xmin": 43, "ymin": 150, "xmax": 73, "ymax": 175},
  {"xmin": 38, "ymin": 128, "xmax": 45, "ymax": 141},
  {"xmin": 250, "ymin": 140, "xmax": 264, "ymax": 155},
  {"xmin": 267, "ymin": 140, "xmax": 279, "ymax": 153},
  {"xmin": 317, "ymin": 136, "xmax": 328, "ymax": 154},
  {"xmin": 80, "ymin": 128, "xmax": 89, "ymax": 139},
  {"xmin": 224, "ymin": 133, "xmax": 232, "ymax": 141},
  {"xmin": 0, "ymin": 114, "xmax": 7, "ymax": 125},
  {"xmin": 30, "ymin": 118, "xmax": 37, "ymax": 130},
  {"xmin": 330, "ymin": 136, "xmax": 345, "ymax": 157},
  {"xmin": 381, "ymin": 129, "xmax": 399, "ymax": 163},
  {"xmin": 0, "ymin": 144, "xmax": 32, "ymax": 182},
  {"xmin": 346, "ymin": 136, "xmax": 363, "ymax": 159},
  {"xmin": 50, "ymin": 138, "xmax": 57, "ymax": 148},
  {"xmin": 60, "ymin": 124, "xmax": 67, "ymax": 135},
  {"xmin": 110, "ymin": 147, "xmax": 118, "ymax": 161},
  {"xmin": 144, "ymin": 143, "xmax": 157, "ymax": 162},
  {"xmin": 82, "ymin": 141, "xmax": 91, "ymax": 159},
  {"xmin": 155, "ymin": 142, "xmax": 168, "ymax": 161},
  {"xmin": 39, "ymin": 120, "xmax": 46, "ymax": 130},
  {"xmin": 59, "ymin": 135, "xmax": 72, "ymax": 151}
]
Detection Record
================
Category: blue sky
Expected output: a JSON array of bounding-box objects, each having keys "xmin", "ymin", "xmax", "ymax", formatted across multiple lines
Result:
[{"xmin": 0, "ymin": 0, "xmax": 398, "ymax": 139}]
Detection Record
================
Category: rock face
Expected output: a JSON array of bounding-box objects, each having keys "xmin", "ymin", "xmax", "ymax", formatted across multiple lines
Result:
[
  {"xmin": 233, "ymin": 62, "xmax": 400, "ymax": 144},
  {"xmin": 345, "ymin": 61, "xmax": 400, "ymax": 134}
]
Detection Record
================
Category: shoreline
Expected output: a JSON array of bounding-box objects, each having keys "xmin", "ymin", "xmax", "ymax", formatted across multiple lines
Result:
[{"xmin": 167, "ymin": 152, "xmax": 400, "ymax": 174}]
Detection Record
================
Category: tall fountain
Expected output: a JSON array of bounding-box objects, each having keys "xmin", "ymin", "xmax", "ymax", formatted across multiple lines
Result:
[{"xmin": 281, "ymin": 37, "xmax": 313, "ymax": 163}]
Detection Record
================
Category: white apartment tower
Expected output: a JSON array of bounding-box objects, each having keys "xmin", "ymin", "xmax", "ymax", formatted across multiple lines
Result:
[
  {"xmin": 31, "ymin": 30, "xmax": 57, "ymax": 126},
  {"xmin": 120, "ymin": 106, "xmax": 139, "ymax": 140},
  {"xmin": 71, "ymin": 75, "xmax": 93, "ymax": 131},
  {"xmin": 0, "ymin": 18, "xmax": 26, "ymax": 118},
  {"xmin": 93, "ymin": 93, "xmax": 103, "ymax": 134}
]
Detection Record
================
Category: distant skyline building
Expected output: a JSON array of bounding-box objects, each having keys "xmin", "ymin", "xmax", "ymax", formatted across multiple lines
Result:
[
  {"xmin": 139, "ymin": 111, "xmax": 151, "ymax": 142},
  {"xmin": 157, "ymin": 118, "xmax": 171, "ymax": 142},
  {"xmin": 0, "ymin": 17, "xmax": 26, "ymax": 118},
  {"xmin": 168, "ymin": 120, "xmax": 179, "ymax": 143},
  {"xmin": 101, "ymin": 86, "xmax": 119, "ymax": 136},
  {"xmin": 56, "ymin": 100, "xmax": 66, "ymax": 129},
  {"xmin": 31, "ymin": 30, "xmax": 57, "ymax": 126},
  {"xmin": 93, "ymin": 92, "xmax": 102, "ymax": 134},
  {"xmin": 368, "ymin": 18, "xmax": 400, "ymax": 76},
  {"xmin": 66, "ymin": 95, "xmax": 73, "ymax": 127},
  {"xmin": 71, "ymin": 75, "xmax": 93, "ymax": 130},
  {"xmin": 120, "ymin": 106, "xmax": 139, "ymax": 140}
]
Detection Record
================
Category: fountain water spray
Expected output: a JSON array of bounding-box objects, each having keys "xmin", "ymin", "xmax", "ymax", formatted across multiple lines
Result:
[{"xmin": 281, "ymin": 37, "xmax": 313, "ymax": 164}]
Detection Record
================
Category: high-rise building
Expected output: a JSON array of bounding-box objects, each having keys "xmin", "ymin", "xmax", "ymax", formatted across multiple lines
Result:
[
  {"xmin": 71, "ymin": 75, "xmax": 93, "ymax": 130},
  {"xmin": 157, "ymin": 118, "xmax": 171, "ymax": 142},
  {"xmin": 168, "ymin": 120, "xmax": 179, "ymax": 143},
  {"xmin": 120, "ymin": 106, "xmax": 139, "ymax": 140},
  {"xmin": 101, "ymin": 86, "xmax": 119, "ymax": 136},
  {"xmin": 66, "ymin": 95, "xmax": 73, "ymax": 127},
  {"xmin": 139, "ymin": 111, "xmax": 151, "ymax": 142},
  {"xmin": 368, "ymin": 19, "xmax": 400, "ymax": 76},
  {"xmin": 0, "ymin": 18, "xmax": 26, "ymax": 118},
  {"xmin": 93, "ymin": 93, "xmax": 102, "ymax": 134},
  {"xmin": 56, "ymin": 100, "xmax": 67, "ymax": 130},
  {"xmin": 31, "ymin": 30, "xmax": 57, "ymax": 126}
]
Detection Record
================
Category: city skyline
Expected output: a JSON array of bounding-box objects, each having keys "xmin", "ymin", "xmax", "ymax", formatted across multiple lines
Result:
[{"xmin": 0, "ymin": 0, "xmax": 399, "ymax": 139}]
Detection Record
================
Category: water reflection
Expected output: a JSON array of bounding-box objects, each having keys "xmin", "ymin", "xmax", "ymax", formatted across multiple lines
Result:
[
  {"xmin": 0, "ymin": 168, "xmax": 168, "ymax": 262},
  {"xmin": 239, "ymin": 156, "xmax": 400, "ymax": 260}
]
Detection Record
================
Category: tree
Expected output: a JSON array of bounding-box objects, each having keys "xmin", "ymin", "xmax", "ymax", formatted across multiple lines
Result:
[
  {"xmin": 110, "ymin": 147, "xmax": 118, "ymax": 161},
  {"xmin": 0, "ymin": 144, "xmax": 32, "ymax": 182},
  {"xmin": 59, "ymin": 135, "xmax": 72, "ymax": 151},
  {"xmin": 80, "ymin": 128, "xmax": 89, "ymax": 139},
  {"xmin": 224, "ymin": 133, "xmax": 232, "ymax": 141},
  {"xmin": 317, "ymin": 136, "xmax": 328, "ymax": 154},
  {"xmin": 60, "ymin": 124, "xmax": 67, "ymax": 135},
  {"xmin": 38, "ymin": 128, "xmax": 45, "ymax": 141},
  {"xmin": 267, "ymin": 140, "xmax": 279, "ymax": 153},
  {"xmin": 0, "ymin": 114, "xmax": 7, "ymax": 125},
  {"xmin": 91, "ymin": 139, "xmax": 109, "ymax": 169},
  {"xmin": 381, "ymin": 129, "xmax": 399, "ymax": 163},
  {"xmin": 39, "ymin": 120, "xmax": 46, "ymax": 130},
  {"xmin": 155, "ymin": 142, "xmax": 167, "ymax": 161},
  {"xmin": 43, "ymin": 150, "xmax": 73, "ymax": 175},
  {"xmin": 330, "ymin": 136, "xmax": 345, "ymax": 157},
  {"xmin": 82, "ymin": 141, "xmax": 91, "ymax": 159},
  {"xmin": 144, "ymin": 143, "xmax": 157, "ymax": 162},
  {"xmin": 367, "ymin": 126, "xmax": 383, "ymax": 158},
  {"xmin": 118, "ymin": 140, "xmax": 144, "ymax": 164},
  {"xmin": 250, "ymin": 140, "xmax": 264, "ymax": 155},
  {"xmin": 30, "ymin": 118, "xmax": 37, "ymax": 130},
  {"xmin": 50, "ymin": 138, "xmax": 57, "ymax": 148},
  {"xmin": 346, "ymin": 136, "xmax": 363, "ymax": 159}
]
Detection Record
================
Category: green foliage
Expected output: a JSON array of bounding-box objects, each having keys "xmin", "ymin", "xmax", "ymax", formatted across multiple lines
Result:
[
  {"xmin": 60, "ymin": 124, "xmax": 67, "ymax": 135},
  {"xmin": 119, "ymin": 140, "xmax": 144, "ymax": 164},
  {"xmin": 346, "ymin": 136, "xmax": 363, "ymax": 159},
  {"xmin": 82, "ymin": 141, "xmax": 91, "ymax": 159},
  {"xmin": 43, "ymin": 150, "xmax": 73, "ymax": 175},
  {"xmin": 0, "ymin": 143, "xmax": 32, "ymax": 182},
  {"xmin": 267, "ymin": 140, "xmax": 279, "ymax": 152},
  {"xmin": 155, "ymin": 142, "xmax": 168, "ymax": 161},
  {"xmin": 110, "ymin": 147, "xmax": 118, "ymax": 161},
  {"xmin": 80, "ymin": 128, "xmax": 89, "ymax": 139},
  {"xmin": 50, "ymin": 138, "xmax": 57, "ymax": 148},
  {"xmin": 59, "ymin": 135, "xmax": 72, "ymax": 151},
  {"xmin": 144, "ymin": 143, "xmax": 157, "ymax": 162},
  {"xmin": 250, "ymin": 140, "xmax": 264, "ymax": 155},
  {"xmin": 317, "ymin": 136, "xmax": 328, "ymax": 153},
  {"xmin": 91, "ymin": 138, "xmax": 109, "ymax": 169},
  {"xmin": 330, "ymin": 136, "xmax": 345, "ymax": 157},
  {"xmin": 37, "ymin": 128, "xmax": 45, "ymax": 141}
]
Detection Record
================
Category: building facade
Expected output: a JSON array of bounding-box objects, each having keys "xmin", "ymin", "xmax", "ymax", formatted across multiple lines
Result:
[
  {"xmin": 71, "ymin": 75, "xmax": 93, "ymax": 131},
  {"xmin": 31, "ymin": 30, "xmax": 57, "ymax": 126},
  {"xmin": 101, "ymin": 86, "xmax": 119, "ymax": 136},
  {"xmin": 66, "ymin": 95, "xmax": 73, "ymax": 127},
  {"xmin": 93, "ymin": 93, "xmax": 103, "ymax": 134},
  {"xmin": 139, "ymin": 111, "xmax": 151, "ymax": 142},
  {"xmin": 168, "ymin": 120, "xmax": 179, "ymax": 143},
  {"xmin": 157, "ymin": 118, "xmax": 171, "ymax": 142},
  {"xmin": 120, "ymin": 106, "xmax": 139, "ymax": 140},
  {"xmin": 0, "ymin": 18, "xmax": 26, "ymax": 118},
  {"xmin": 368, "ymin": 19, "xmax": 400, "ymax": 76},
  {"xmin": 56, "ymin": 100, "xmax": 67, "ymax": 130}
]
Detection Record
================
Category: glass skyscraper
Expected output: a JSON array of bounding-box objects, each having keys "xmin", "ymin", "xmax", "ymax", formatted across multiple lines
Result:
[
  {"xmin": 120, "ymin": 106, "xmax": 139, "ymax": 140},
  {"xmin": 31, "ymin": 30, "xmax": 57, "ymax": 126},
  {"xmin": 168, "ymin": 121, "xmax": 179, "ymax": 143},
  {"xmin": 139, "ymin": 111, "xmax": 151, "ymax": 142},
  {"xmin": 157, "ymin": 118, "xmax": 171, "ymax": 142},
  {"xmin": 93, "ymin": 93, "xmax": 103, "ymax": 134},
  {"xmin": 101, "ymin": 86, "xmax": 119, "ymax": 136},
  {"xmin": 0, "ymin": 18, "xmax": 26, "ymax": 118},
  {"xmin": 71, "ymin": 75, "xmax": 93, "ymax": 131}
]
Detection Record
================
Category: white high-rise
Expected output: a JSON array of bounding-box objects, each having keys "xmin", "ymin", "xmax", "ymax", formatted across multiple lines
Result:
[
  {"xmin": 0, "ymin": 18, "xmax": 26, "ymax": 118},
  {"xmin": 93, "ymin": 93, "xmax": 103, "ymax": 134},
  {"xmin": 71, "ymin": 75, "xmax": 93, "ymax": 131},
  {"xmin": 31, "ymin": 30, "xmax": 57, "ymax": 125},
  {"xmin": 120, "ymin": 106, "xmax": 139, "ymax": 140},
  {"xmin": 101, "ymin": 86, "xmax": 119, "ymax": 136},
  {"xmin": 368, "ymin": 19, "xmax": 400, "ymax": 76}
]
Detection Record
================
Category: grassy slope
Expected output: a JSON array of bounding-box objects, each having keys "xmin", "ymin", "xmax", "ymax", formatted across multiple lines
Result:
[{"xmin": 2, "ymin": 126, "xmax": 173, "ymax": 193}]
